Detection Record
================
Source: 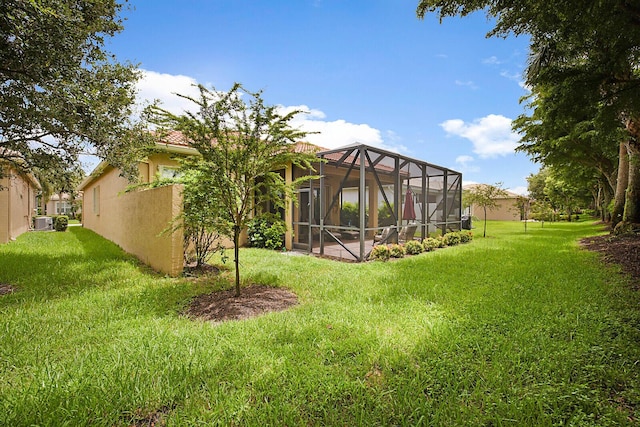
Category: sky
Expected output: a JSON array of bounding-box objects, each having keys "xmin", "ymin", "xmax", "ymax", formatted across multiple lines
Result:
[{"xmin": 105, "ymin": 0, "xmax": 539, "ymax": 194}]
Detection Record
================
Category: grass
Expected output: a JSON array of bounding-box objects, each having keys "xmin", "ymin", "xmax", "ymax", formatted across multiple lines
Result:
[{"xmin": 0, "ymin": 221, "xmax": 639, "ymax": 426}]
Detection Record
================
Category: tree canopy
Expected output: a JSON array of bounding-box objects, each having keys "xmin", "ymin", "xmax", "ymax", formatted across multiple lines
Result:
[
  {"xmin": 0, "ymin": 0, "xmax": 148, "ymax": 180},
  {"xmin": 148, "ymin": 84, "xmax": 318, "ymax": 296}
]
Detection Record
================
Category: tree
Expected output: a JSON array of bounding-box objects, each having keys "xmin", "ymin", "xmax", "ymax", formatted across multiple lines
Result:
[
  {"xmin": 178, "ymin": 166, "xmax": 227, "ymax": 269},
  {"xmin": 527, "ymin": 166, "xmax": 593, "ymax": 222},
  {"xmin": 0, "ymin": 0, "xmax": 149, "ymax": 180},
  {"xmin": 148, "ymin": 84, "xmax": 318, "ymax": 296},
  {"xmin": 36, "ymin": 162, "xmax": 85, "ymax": 218},
  {"xmin": 416, "ymin": 0, "xmax": 640, "ymax": 227},
  {"xmin": 513, "ymin": 84, "xmax": 620, "ymax": 223},
  {"xmin": 513, "ymin": 195, "xmax": 532, "ymax": 232},
  {"xmin": 463, "ymin": 183, "xmax": 508, "ymax": 237}
]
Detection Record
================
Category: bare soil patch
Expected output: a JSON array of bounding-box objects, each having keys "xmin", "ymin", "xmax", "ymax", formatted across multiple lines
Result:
[
  {"xmin": 185, "ymin": 284, "xmax": 298, "ymax": 323},
  {"xmin": 581, "ymin": 233, "xmax": 640, "ymax": 289}
]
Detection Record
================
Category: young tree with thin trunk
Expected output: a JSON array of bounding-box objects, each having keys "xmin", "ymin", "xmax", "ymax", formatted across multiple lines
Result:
[
  {"xmin": 463, "ymin": 183, "xmax": 508, "ymax": 237},
  {"xmin": 149, "ymin": 84, "xmax": 318, "ymax": 296}
]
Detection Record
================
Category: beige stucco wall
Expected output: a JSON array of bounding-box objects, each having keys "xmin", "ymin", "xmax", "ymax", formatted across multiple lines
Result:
[
  {"xmin": 0, "ymin": 169, "xmax": 38, "ymax": 244},
  {"xmin": 81, "ymin": 165, "xmax": 184, "ymax": 276},
  {"xmin": 471, "ymin": 198, "xmax": 520, "ymax": 221}
]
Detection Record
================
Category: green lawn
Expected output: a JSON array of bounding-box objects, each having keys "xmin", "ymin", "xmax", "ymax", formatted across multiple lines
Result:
[{"xmin": 0, "ymin": 221, "xmax": 639, "ymax": 426}]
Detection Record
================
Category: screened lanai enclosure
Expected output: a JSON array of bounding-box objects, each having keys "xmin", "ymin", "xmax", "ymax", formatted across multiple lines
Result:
[{"xmin": 291, "ymin": 144, "xmax": 462, "ymax": 261}]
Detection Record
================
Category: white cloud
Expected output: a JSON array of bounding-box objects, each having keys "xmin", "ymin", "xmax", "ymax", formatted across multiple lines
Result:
[
  {"xmin": 499, "ymin": 70, "xmax": 527, "ymax": 89},
  {"xmin": 136, "ymin": 70, "xmax": 202, "ymax": 115},
  {"xmin": 135, "ymin": 70, "xmax": 405, "ymax": 153},
  {"xmin": 278, "ymin": 104, "xmax": 406, "ymax": 152},
  {"xmin": 508, "ymin": 186, "xmax": 528, "ymax": 196},
  {"xmin": 455, "ymin": 154, "xmax": 480, "ymax": 173},
  {"xmin": 455, "ymin": 80, "xmax": 478, "ymax": 90},
  {"xmin": 455, "ymin": 155, "xmax": 474, "ymax": 166},
  {"xmin": 440, "ymin": 114, "xmax": 519, "ymax": 158},
  {"xmin": 483, "ymin": 56, "xmax": 502, "ymax": 65}
]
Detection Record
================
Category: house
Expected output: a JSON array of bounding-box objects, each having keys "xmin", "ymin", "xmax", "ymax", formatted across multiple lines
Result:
[
  {"xmin": 77, "ymin": 131, "xmax": 196, "ymax": 276},
  {"xmin": 463, "ymin": 184, "xmax": 523, "ymax": 221},
  {"xmin": 0, "ymin": 161, "xmax": 40, "ymax": 244},
  {"xmin": 43, "ymin": 192, "xmax": 81, "ymax": 218},
  {"xmin": 78, "ymin": 133, "xmax": 462, "ymax": 273}
]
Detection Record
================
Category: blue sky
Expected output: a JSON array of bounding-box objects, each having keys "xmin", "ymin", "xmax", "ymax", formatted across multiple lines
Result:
[{"xmin": 107, "ymin": 0, "xmax": 538, "ymax": 194}]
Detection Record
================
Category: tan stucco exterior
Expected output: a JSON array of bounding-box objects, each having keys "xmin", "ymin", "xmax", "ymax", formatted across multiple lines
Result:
[
  {"xmin": 0, "ymin": 165, "xmax": 40, "ymax": 244},
  {"xmin": 79, "ymin": 153, "xmax": 187, "ymax": 276},
  {"xmin": 469, "ymin": 198, "xmax": 521, "ymax": 221}
]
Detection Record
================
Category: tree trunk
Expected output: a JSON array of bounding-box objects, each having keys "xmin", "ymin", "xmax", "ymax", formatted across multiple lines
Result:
[
  {"xmin": 623, "ymin": 141, "xmax": 640, "ymax": 223},
  {"xmin": 482, "ymin": 206, "xmax": 487, "ymax": 237},
  {"xmin": 233, "ymin": 225, "xmax": 241, "ymax": 297},
  {"xmin": 623, "ymin": 118, "xmax": 640, "ymax": 224},
  {"xmin": 602, "ymin": 184, "xmax": 613, "ymax": 223},
  {"xmin": 612, "ymin": 141, "xmax": 629, "ymax": 227}
]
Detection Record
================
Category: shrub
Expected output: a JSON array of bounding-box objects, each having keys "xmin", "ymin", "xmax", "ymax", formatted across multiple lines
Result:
[
  {"xmin": 389, "ymin": 243, "xmax": 405, "ymax": 258},
  {"xmin": 404, "ymin": 240, "xmax": 423, "ymax": 255},
  {"xmin": 369, "ymin": 244, "xmax": 391, "ymax": 261},
  {"xmin": 422, "ymin": 237, "xmax": 441, "ymax": 252},
  {"xmin": 459, "ymin": 230, "xmax": 473, "ymax": 243},
  {"xmin": 442, "ymin": 232, "xmax": 460, "ymax": 246},
  {"xmin": 54, "ymin": 215, "xmax": 68, "ymax": 232},
  {"xmin": 247, "ymin": 213, "xmax": 286, "ymax": 250}
]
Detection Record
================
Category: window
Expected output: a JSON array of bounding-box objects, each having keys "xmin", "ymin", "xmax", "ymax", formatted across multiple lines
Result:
[
  {"xmin": 55, "ymin": 201, "xmax": 73, "ymax": 215},
  {"xmin": 93, "ymin": 186, "xmax": 100, "ymax": 215},
  {"xmin": 159, "ymin": 166, "xmax": 181, "ymax": 179}
]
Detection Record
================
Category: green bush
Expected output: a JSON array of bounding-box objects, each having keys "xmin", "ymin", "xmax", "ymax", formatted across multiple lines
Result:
[
  {"xmin": 422, "ymin": 237, "xmax": 442, "ymax": 252},
  {"xmin": 369, "ymin": 244, "xmax": 391, "ymax": 261},
  {"xmin": 54, "ymin": 215, "xmax": 68, "ymax": 232},
  {"xmin": 247, "ymin": 213, "xmax": 286, "ymax": 250},
  {"xmin": 404, "ymin": 240, "xmax": 423, "ymax": 255},
  {"xmin": 389, "ymin": 243, "xmax": 406, "ymax": 258},
  {"xmin": 442, "ymin": 232, "xmax": 460, "ymax": 246},
  {"xmin": 459, "ymin": 230, "xmax": 473, "ymax": 243},
  {"xmin": 377, "ymin": 203, "xmax": 395, "ymax": 227}
]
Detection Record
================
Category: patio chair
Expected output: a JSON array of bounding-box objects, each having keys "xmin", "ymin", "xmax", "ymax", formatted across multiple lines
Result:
[
  {"xmin": 398, "ymin": 224, "xmax": 417, "ymax": 243},
  {"xmin": 373, "ymin": 227, "xmax": 392, "ymax": 245}
]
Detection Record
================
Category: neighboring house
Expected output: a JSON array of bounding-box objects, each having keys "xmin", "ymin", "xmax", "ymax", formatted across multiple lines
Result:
[
  {"xmin": 78, "ymin": 131, "xmax": 196, "ymax": 276},
  {"xmin": 0, "ymin": 162, "xmax": 40, "ymax": 244},
  {"xmin": 43, "ymin": 192, "xmax": 81, "ymax": 217},
  {"xmin": 464, "ymin": 184, "xmax": 522, "ymax": 221}
]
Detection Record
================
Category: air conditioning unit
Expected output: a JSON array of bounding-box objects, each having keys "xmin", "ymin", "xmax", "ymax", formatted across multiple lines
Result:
[{"xmin": 34, "ymin": 216, "xmax": 53, "ymax": 231}]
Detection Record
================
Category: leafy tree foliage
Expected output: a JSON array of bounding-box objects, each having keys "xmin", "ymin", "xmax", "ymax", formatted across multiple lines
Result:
[
  {"xmin": 0, "ymin": 0, "xmax": 149, "ymax": 180},
  {"xmin": 527, "ymin": 166, "xmax": 594, "ymax": 222},
  {"xmin": 179, "ymin": 166, "xmax": 227, "ymax": 269},
  {"xmin": 36, "ymin": 162, "xmax": 84, "ymax": 218},
  {"xmin": 148, "ymin": 84, "xmax": 318, "ymax": 296},
  {"xmin": 463, "ymin": 183, "xmax": 507, "ymax": 237}
]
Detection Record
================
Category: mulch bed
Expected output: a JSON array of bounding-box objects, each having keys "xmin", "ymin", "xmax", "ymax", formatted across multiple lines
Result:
[
  {"xmin": 185, "ymin": 284, "xmax": 298, "ymax": 323},
  {"xmin": 580, "ymin": 233, "xmax": 640, "ymax": 289}
]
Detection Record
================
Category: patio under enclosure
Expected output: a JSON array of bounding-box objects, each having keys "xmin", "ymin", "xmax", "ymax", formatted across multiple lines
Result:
[{"xmin": 291, "ymin": 144, "xmax": 462, "ymax": 262}]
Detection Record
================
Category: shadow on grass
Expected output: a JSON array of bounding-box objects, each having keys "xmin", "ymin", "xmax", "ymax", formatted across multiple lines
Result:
[{"xmin": 0, "ymin": 228, "xmax": 163, "ymax": 303}]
